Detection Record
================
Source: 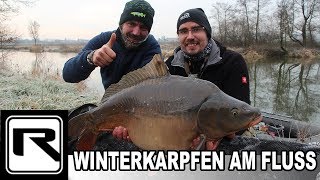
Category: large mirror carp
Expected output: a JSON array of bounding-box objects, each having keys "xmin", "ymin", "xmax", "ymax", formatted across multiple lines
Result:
[{"xmin": 68, "ymin": 54, "xmax": 262, "ymax": 150}]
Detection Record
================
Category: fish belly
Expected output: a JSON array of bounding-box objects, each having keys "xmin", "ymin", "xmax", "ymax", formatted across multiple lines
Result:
[
  {"xmin": 96, "ymin": 76, "xmax": 214, "ymax": 150},
  {"xmin": 127, "ymin": 113, "xmax": 197, "ymax": 150}
]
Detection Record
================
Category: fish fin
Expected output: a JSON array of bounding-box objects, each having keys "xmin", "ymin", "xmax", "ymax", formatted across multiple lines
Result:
[
  {"xmin": 101, "ymin": 54, "xmax": 169, "ymax": 102},
  {"xmin": 68, "ymin": 103, "xmax": 97, "ymax": 120},
  {"xmin": 68, "ymin": 112, "xmax": 94, "ymax": 139},
  {"xmin": 76, "ymin": 129, "xmax": 98, "ymax": 150}
]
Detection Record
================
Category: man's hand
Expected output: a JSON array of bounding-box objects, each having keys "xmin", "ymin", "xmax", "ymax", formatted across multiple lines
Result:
[
  {"xmin": 191, "ymin": 137, "xmax": 220, "ymax": 150},
  {"xmin": 112, "ymin": 126, "xmax": 131, "ymax": 141},
  {"xmin": 92, "ymin": 33, "xmax": 117, "ymax": 67}
]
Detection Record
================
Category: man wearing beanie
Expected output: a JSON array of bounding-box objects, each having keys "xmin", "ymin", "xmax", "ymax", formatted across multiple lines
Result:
[
  {"xmin": 166, "ymin": 8, "xmax": 250, "ymax": 150},
  {"xmin": 63, "ymin": 0, "xmax": 161, "ymax": 90},
  {"xmin": 64, "ymin": 0, "xmax": 161, "ymax": 150}
]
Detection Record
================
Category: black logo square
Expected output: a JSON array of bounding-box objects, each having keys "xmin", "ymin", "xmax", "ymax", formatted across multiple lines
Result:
[{"xmin": 0, "ymin": 110, "xmax": 68, "ymax": 179}]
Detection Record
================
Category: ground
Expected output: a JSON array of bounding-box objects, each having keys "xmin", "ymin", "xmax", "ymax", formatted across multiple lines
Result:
[{"xmin": 0, "ymin": 68, "xmax": 99, "ymax": 110}]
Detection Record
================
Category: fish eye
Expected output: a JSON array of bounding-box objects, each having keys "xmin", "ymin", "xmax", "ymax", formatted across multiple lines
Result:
[{"xmin": 231, "ymin": 108, "xmax": 239, "ymax": 117}]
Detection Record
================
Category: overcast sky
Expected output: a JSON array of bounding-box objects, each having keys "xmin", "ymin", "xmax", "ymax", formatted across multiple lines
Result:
[{"xmin": 8, "ymin": 0, "xmax": 225, "ymax": 40}]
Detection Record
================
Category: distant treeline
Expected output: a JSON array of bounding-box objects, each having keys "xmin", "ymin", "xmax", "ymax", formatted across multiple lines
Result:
[
  {"xmin": 15, "ymin": 39, "xmax": 88, "ymax": 45},
  {"xmin": 209, "ymin": 0, "xmax": 320, "ymax": 49}
]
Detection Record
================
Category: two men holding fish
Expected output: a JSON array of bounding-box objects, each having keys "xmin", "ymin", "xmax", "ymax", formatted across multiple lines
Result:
[{"xmin": 64, "ymin": 0, "xmax": 259, "ymax": 151}]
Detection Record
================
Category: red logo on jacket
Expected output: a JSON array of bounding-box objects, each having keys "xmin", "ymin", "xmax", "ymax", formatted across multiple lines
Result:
[{"xmin": 242, "ymin": 76, "xmax": 247, "ymax": 84}]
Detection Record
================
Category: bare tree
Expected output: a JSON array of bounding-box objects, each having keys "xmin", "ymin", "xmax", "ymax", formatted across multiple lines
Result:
[
  {"xmin": 211, "ymin": 2, "xmax": 232, "ymax": 43},
  {"xmin": 253, "ymin": 0, "xmax": 270, "ymax": 44},
  {"xmin": 299, "ymin": 0, "xmax": 318, "ymax": 47},
  {"xmin": 0, "ymin": 0, "xmax": 33, "ymax": 20},
  {"xmin": 209, "ymin": 0, "xmax": 320, "ymax": 48},
  {"xmin": 306, "ymin": 1, "xmax": 320, "ymax": 46},
  {"xmin": 286, "ymin": 0, "xmax": 319, "ymax": 47},
  {"xmin": 0, "ymin": 0, "xmax": 34, "ymax": 48},
  {"xmin": 211, "ymin": 4, "xmax": 223, "ymax": 40},
  {"xmin": 227, "ymin": 18, "xmax": 246, "ymax": 46},
  {"xmin": 278, "ymin": 0, "xmax": 290, "ymax": 51},
  {"xmin": 29, "ymin": 20, "xmax": 40, "ymax": 46},
  {"xmin": 255, "ymin": 0, "xmax": 261, "ymax": 43},
  {"xmin": 238, "ymin": 0, "xmax": 253, "ymax": 46},
  {"xmin": 0, "ymin": 23, "xmax": 17, "ymax": 67}
]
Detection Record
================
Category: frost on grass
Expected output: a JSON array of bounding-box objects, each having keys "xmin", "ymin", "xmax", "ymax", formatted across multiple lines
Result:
[{"xmin": 0, "ymin": 70, "xmax": 100, "ymax": 110}]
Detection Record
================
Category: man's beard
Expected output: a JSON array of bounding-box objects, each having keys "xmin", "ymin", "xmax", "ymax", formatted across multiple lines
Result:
[{"xmin": 120, "ymin": 30, "xmax": 148, "ymax": 49}]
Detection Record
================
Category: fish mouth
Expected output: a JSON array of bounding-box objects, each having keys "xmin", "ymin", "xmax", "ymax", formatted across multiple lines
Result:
[{"xmin": 248, "ymin": 115, "xmax": 263, "ymax": 127}]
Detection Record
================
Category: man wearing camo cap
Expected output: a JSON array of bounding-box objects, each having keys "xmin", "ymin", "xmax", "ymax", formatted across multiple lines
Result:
[{"xmin": 63, "ymin": 0, "xmax": 161, "ymax": 90}]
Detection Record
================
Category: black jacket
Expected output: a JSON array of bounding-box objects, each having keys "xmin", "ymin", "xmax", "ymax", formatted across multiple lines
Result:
[{"xmin": 166, "ymin": 39, "xmax": 250, "ymax": 104}]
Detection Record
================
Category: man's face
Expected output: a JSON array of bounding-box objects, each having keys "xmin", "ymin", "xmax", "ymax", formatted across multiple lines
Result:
[
  {"xmin": 177, "ymin": 22, "xmax": 208, "ymax": 55},
  {"xmin": 120, "ymin": 21, "xmax": 149, "ymax": 49}
]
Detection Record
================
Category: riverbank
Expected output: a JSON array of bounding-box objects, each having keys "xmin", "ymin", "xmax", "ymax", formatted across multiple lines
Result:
[
  {"xmin": 9, "ymin": 43, "xmax": 85, "ymax": 53},
  {"xmin": 0, "ymin": 68, "xmax": 99, "ymax": 110},
  {"xmin": 159, "ymin": 42, "xmax": 320, "ymax": 61},
  {"xmin": 232, "ymin": 47, "xmax": 320, "ymax": 63},
  {"xmin": 8, "ymin": 43, "xmax": 320, "ymax": 62}
]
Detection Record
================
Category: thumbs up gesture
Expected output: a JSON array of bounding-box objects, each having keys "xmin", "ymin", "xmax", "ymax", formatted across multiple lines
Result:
[{"xmin": 90, "ymin": 33, "xmax": 117, "ymax": 67}]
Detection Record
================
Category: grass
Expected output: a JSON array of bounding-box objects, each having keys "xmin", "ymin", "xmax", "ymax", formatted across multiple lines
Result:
[{"xmin": 0, "ymin": 68, "xmax": 100, "ymax": 110}]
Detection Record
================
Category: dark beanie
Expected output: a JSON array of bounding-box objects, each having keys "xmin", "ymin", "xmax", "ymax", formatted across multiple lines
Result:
[
  {"xmin": 177, "ymin": 8, "xmax": 212, "ymax": 38},
  {"xmin": 119, "ymin": 0, "xmax": 155, "ymax": 31}
]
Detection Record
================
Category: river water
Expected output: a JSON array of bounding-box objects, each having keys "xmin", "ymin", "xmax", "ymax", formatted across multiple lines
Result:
[{"xmin": 3, "ymin": 51, "xmax": 320, "ymax": 126}]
